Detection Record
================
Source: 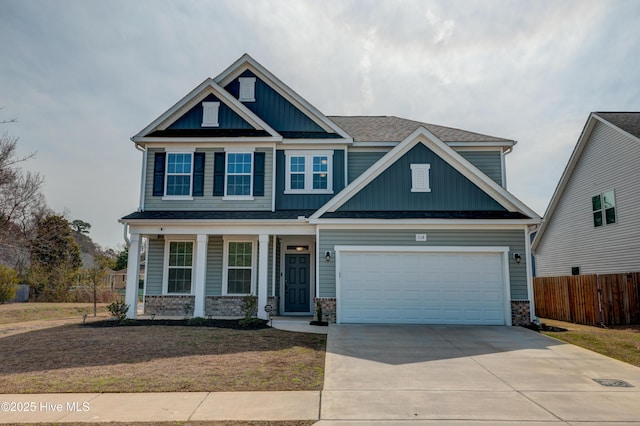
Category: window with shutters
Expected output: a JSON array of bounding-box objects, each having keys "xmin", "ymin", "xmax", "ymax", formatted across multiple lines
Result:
[
  {"xmin": 225, "ymin": 152, "xmax": 253, "ymax": 198},
  {"xmin": 238, "ymin": 77, "xmax": 256, "ymax": 102},
  {"xmin": 410, "ymin": 164, "xmax": 431, "ymax": 192},
  {"xmin": 201, "ymin": 102, "xmax": 220, "ymax": 127},
  {"xmin": 284, "ymin": 150, "xmax": 333, "ymax": 194},
  {"xmin": 165, "ymin": 153, "xmax": 193, "ymax": 197}
]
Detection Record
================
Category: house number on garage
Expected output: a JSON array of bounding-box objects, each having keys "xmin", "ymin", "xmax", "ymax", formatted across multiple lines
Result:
[{"xmin": 415, "ymin": 234, "xmax": 427, "ymax": 242}]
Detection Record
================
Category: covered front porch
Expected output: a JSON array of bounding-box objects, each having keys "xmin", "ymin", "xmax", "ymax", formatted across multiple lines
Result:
[{"xmin": 123, "ymin": 221, "xmax": 318, "ymax": 320}]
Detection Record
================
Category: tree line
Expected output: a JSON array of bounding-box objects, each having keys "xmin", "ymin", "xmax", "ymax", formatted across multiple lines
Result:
[{"xmin": 0, "ymin": 115, "xmax": 128, "ymax": 304}]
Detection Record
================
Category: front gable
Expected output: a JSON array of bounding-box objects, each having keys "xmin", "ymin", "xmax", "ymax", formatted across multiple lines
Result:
[
  {"xmin": 337, "ymin": 143, "xmax": 505, "ymax": 212},
  {"xmin": 312, "ymin": 127, "xmax": 539, "ymax": 221}
]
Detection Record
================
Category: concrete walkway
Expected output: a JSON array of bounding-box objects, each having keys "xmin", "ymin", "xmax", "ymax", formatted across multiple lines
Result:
[{"xmin": 320, "ymin": 325, "xmax": 640, "ymax": 424}]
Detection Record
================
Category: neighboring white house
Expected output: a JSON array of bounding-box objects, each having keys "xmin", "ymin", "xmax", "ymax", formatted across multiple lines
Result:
[{"xmin": 533, "ymin": 112, "xmax": 640, "ymax": 276}]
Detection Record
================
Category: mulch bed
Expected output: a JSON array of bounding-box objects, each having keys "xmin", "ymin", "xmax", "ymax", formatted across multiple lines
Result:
[{"xmin": 86, "ymin": 318, "xmax": 270, "ymax": 330}]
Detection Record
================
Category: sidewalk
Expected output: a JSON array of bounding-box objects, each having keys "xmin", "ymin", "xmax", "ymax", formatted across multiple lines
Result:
[{"xmin": 0, "ymin": 391, "xmax": 320, "ymax": 423}]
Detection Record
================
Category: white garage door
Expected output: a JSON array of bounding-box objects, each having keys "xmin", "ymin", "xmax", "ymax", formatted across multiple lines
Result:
[{"xmin": 338, "ymin": 248, "xmax": 507, "ymax": 325}]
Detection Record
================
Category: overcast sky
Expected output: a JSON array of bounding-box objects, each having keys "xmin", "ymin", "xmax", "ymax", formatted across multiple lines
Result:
[{"xmin": 2, "ymin": 0, "xmax": 639, "ymax": 249}]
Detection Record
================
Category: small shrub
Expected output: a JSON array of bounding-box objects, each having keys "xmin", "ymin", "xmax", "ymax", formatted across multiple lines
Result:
[
  {"xmin": 187, "ymin": 317, "xmax": 208, "ymax": 326},
  {"xmin": 107, "ymin": 300, "xmax": 129, "ymax": 321},
  {"xmin": 239, "ymin": 295, "xmax": 259, "ymax": 327},
  {"xmin": 315, "ymin": 300, "xmax": 323, "ymax": 322},
  {"xmin": 0, "ymin": 265, "xmax": 18, "ymax": 304}
]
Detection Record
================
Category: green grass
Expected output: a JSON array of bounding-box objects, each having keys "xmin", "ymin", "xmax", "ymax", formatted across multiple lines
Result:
[{"xmin": 541, "ymin": 318, "xmax": 640, "ymax": 367}]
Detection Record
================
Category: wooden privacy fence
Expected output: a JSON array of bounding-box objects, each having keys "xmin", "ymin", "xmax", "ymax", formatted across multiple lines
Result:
[{"xmin": 533, "ymin": 272, "xmax": 640, "ymax": 325}]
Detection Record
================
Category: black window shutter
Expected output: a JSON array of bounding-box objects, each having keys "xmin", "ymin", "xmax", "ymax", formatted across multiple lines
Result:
[
  {"xmin": 253, "ymin": 151, "xmax": 265, "ymax": 196},
  {"xmin": 152, "ymin": 152, "xmax": 166, "ymax": 196},
  {"xmin": 192, "ymin": 152, "xmax": 205, "ymax": 196},
  {"xmin": 213, "ymin": 152, "xmax": 226, "ymax": 196}
]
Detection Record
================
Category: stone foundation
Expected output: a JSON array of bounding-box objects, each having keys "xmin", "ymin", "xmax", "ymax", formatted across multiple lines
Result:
[
  {"xmin": 314, "ymin": 297, "xmax": 337, "ymax": 323},
  {"xmin": 144, "ymin": 295, "xmax": 279, "ymax": 318},
  {"xmin": 144, "ymin": 295, "xmax": 195, "ymax": 317},
  {"xmin": 511, "ymin": 300, "xmax": 531, "ymax": 326}
]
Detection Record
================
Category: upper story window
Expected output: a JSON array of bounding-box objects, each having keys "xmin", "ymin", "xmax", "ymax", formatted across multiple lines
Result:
[
  {"xmin": 238, "ymin": 77, "xmax": 256, "ymax": 102},
  {"xmin": 410, "ymin": 164, "xmax": 431, "ymax": 192},
  {"xmin": 226, "ymin": 152, "xmax": 253, "ymax": 197},
  {"xmin": 166, "ymin": 153, "xmax": 193, "ymax": 196},
  {"xmin": 285, "ymin": 150, "xmax": 333, "ymax": 194},
  {"xmin": 592, "ymin": 190, "xmax": 616, "ymax": 227},
  {"xmin": 201, "ymin": 101, "xmax": 220, "ymax": 127}
]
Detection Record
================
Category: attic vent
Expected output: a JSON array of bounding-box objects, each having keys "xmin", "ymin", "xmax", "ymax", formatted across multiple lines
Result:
[
  {"xmin": 239, "ymin": 77, "xmax": 256, "ymax": 102},
  {"xmin": 410, "ymin": 164, "xmax": 431, "ymax": 193},
  {"xmin": 202, "ymin": 102, "xmax": 220, "ymax": 127}
]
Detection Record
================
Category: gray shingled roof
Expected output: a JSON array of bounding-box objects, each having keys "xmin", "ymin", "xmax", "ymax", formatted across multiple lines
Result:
[
  {"xmin": 595, "ymin": 112, "xmax": 640, "ymax": 139},
  {"xmin": 328, "ymin": 116, "xmax": 514, "ymax": 143}
]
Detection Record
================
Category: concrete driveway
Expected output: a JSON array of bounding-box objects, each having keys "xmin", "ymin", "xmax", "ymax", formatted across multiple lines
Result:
[{"xmin": 317, "ymin": 325, "xmax": 640, "ymax": 425}]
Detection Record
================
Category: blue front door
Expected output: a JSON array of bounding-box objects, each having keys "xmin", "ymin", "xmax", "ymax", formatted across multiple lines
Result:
[{"xmin": 285, "ymin": 254, "xmax": 310, "ymax": 312}]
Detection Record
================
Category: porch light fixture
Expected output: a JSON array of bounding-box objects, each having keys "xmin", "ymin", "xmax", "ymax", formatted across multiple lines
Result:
[
  {"xmin": 295, "ymin": 246, "xmax": 305, "ymax": 252},
  {"xmin": 325, "ymin": 251, "xmax": 331, "ymax": 262},
  {"xmin": 513, "ymin": 253, "xmax": 522, "ymax": 264}
]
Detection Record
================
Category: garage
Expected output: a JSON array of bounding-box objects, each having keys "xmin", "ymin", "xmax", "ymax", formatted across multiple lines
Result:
[{"xmin": 336, "ymin": 246, "xmax": 509, "ymax": 325}]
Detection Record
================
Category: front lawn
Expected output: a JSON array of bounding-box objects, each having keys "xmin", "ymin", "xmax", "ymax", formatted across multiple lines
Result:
[
  {"xmin": 0, "ymin": 322, "xmax": 326, "ymax": 393},
  {"xmin": 0, "ymin": 302, "xmax": 109, "ymax": 324},
  {"xmin": 541, "ymin": 318, "xmax": 640, "ymax": 367}
]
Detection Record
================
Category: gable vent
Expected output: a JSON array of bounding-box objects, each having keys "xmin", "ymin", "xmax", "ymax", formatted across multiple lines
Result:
[
  {"xmin": 202, "ymin": 102, "xmax": 220, "ymax": 127},
  {"xmin": 239, "ymin": 77, "xmax": 256, "ymax": 102}
]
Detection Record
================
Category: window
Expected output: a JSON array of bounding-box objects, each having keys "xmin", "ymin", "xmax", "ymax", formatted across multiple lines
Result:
[
  {"xmin": 166, "ymin": 241, "xmax": 193, "ymax": 294},
  {"xmin": 410, "ymin": 164, "xmax": 431, "ymax": 192},
  {"xmin": 238, "ymin": 77, "xmax": 256, "ymax": 102},
  {"xmin": 226, "ymin": 152, "xmax": 253, "ymax": 196},
  {"xmin": 592, "ymin": 190, "xmax": 616, "ymax": 227},
  {"xmin": 224, "ymin": 241, "xmax": 255, "ymax": 295},
  {"xmin": 166, "ymin": 153, "xmax": 193, "ymax": 196},
  {"xmin": 285, "ymin": 151, "xmax": 333, "ymax": 193},
  {"xmin": 202, "ymin": 102, "xmax": 220, "ymax": 127}
]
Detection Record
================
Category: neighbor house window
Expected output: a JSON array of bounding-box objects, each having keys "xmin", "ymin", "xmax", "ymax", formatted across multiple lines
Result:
[
  {"xmin": 166, "ymin": 241, "xmax": 194, "ymax": 294},
  {"xmin": 238, "ymin": 77, "xmax": 256, "ymax": 102},
  {"xmin": 226, "ymin": 152, "xmax": 253, "ymax": 196},
  {"xmin": 285, "ymin": 151, "xmax": 333, "ymax": 193},
  {"xmin": 223, "ymin": 240, "xmax": 255, "ymax": 295},
  {"xmin": 410, "ymin": 164, "xmax": 431, "ymax": 192},
  {"xmin": 166, "ymin": 153, "xmax": 193, "ymax": 196},
  {"xmin": 201, "ymin": 102, "xmax": 220, "ymax": 127},
  {"xmin": 592, "ymin": 190, "xmax": 616, "ymax": 227}
]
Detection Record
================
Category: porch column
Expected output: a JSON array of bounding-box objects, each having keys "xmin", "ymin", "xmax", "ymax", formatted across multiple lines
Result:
[
  {"xmin": 125, "ymin": 233, "xmax": 141, "ymax": 319},
  {"xmin": 257, "ymin": 234, "xmax": 269, "ymax": 320},
  {"xmin": 193, "ymin": 234, "xmax": 208, "ymax": 317}
]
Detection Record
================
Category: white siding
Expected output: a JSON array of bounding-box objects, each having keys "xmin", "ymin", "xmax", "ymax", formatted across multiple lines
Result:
[{"xmin": 536, "ymin": 122, "xmax": 640, "ymax": 276}]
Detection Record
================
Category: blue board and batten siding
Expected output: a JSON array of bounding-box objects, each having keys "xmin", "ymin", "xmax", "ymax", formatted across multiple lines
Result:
[
  {"xmin": 144, "ymin": 147, "xmax": 273, "ymax": 211},
  {"xmin": 275, "ymin": 150, "xmax": 345, "ymax": 210},
  {"xmin": 169, "ymin": 94, "xmax": 253, "ymax": 130},
  {"xmin": 225, "ymin": 70, "xmax": 330, "ymax": 135},
  {"xmin": 338, "ymin": 144, "xmax": 505, "ymax": 211},
  {"xmin": 458, "ymin": 151, "xmax": 503, "ymax": 185},
  {"xmin": 318, "ymin": 229, "xmax": 527, "ymax": 299}
]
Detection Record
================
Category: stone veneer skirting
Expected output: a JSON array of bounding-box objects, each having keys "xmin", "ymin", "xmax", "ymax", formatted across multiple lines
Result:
[
  {"xmin": 510, "ymin": 300, "xmax": 531, "ymax": 326},
  {"xmin": 144, "ymin": 295, "xmax": 279, "ymax": 317},
  {"xmin": 145, "ymin": 295, "xmax": 529, "ymax": 325}
]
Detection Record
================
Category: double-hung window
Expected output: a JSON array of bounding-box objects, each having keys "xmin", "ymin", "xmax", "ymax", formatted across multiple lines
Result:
[
  {"xmin": 166, "ymin": 153, "xmax": 193, "ymax": 196},
  {"xmin": 165, "ymin": 241, "xmax": 194, "ymax": 294},
  {"xmin": 223, "ymin": 240, "xmax": 256, "ymax": 295},
  {"xmin": 285, "ymin": 151, "xmax": 333, "ymax": 194},
  {"xmin": 226, "ymin": 152, "xmax": 253, "ymax": 196},
  {"xmin": 592, "ymin": 190, "xmax": 616, "ymax": 227}
]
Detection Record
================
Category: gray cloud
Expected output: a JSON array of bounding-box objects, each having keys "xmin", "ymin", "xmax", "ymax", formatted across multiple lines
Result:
[{"xmin": 1, "ymin": 0, "xmax": 639, "ymax": 248}]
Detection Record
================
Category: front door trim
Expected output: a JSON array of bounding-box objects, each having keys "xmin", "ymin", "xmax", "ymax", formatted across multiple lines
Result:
[{"xmin": 279, "ymin": 237, "xmax": 315, "ymax": 315}]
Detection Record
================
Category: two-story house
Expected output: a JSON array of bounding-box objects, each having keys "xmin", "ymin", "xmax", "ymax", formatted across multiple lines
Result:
[{"xmin": 120, "ymin": 54, "xmax": 540, "ymax": 325}]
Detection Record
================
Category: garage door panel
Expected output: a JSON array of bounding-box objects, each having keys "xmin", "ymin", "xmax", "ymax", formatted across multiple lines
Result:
[{"xmin": 339, "ymin": 250, "xmax": 506, "ymax": 325}]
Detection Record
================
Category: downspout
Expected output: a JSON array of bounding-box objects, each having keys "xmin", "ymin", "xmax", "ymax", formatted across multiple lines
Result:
[
  {"xmin": 525, "ymin": 223, "xmax": 540, "ymax": 323},
  {"xmin": 123, "ymin": 222, "xmax": 131, "ymax": 246}
]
